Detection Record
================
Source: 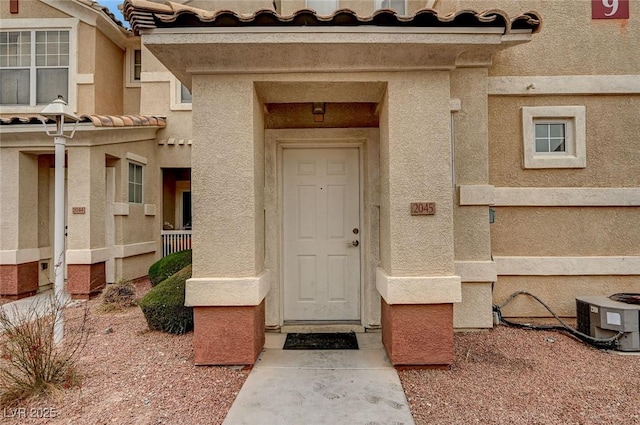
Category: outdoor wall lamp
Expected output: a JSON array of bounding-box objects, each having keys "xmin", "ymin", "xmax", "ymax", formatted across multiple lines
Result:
[{"xmin": 40, "ymin": 96, "xmax": 79, "ymax": 344}]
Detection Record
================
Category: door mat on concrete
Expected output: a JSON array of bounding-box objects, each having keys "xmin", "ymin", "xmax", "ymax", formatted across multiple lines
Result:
[{"xmin": 283, "ymin": 332, "xmax": 359, "ymax": 350}]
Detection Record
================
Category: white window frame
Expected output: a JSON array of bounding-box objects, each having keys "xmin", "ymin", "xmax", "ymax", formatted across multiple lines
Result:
[
  {"xmin": 306, "ymin": 0, "xmax": 338, "ymax": 15},
  {"xmin": 0, "ymin": 18, "xmax": 78, "ymax": 114},
  {"xmin": 170, "ymin": 76, "xmax": 192, "ymax": 111},
  {"xmin": 126, "ymin": 153, "xmax": 147, "ymax": 204},
  {"xmin": 125, "ymin": 47, "xmax": 141, "ymax": 87},
  {"xmin": 175, "ymin": 181, "xmax": 192, "ymax": 230},
  {"xmin": 522, "ymin": 106, "xmax": 586, "ymax": 169},
  {"xmin": 375, "ymin": 0, "xmax": 407, "ymax": 14}
]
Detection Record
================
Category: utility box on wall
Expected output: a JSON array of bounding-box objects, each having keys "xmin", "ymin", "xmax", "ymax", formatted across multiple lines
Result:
[{"xmin": 576, "ymin": 296, "xmax": 640, "ymax": 352}]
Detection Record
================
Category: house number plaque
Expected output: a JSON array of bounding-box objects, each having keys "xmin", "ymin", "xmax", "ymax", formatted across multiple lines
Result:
[
  {"xmin": 410, "ymin": 202, "xmax": 435, "ymax": 216},
  {"xmin": 72, "ymin": 207, "xmax": 86, "ymax": 214}
]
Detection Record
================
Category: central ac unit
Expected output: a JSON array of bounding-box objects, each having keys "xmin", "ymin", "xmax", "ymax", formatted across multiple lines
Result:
[{"xmin": 576, "ymin": 296, "xmax": 640, "ymax": 352}]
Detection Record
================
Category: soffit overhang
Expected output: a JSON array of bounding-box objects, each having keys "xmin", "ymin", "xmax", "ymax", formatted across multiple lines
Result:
[{"xmin": 123, "ymin": 1, "xmax": 541, "ymax": 90}]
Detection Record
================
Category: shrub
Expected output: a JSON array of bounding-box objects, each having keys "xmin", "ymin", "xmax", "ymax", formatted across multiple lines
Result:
[
  {"xmin": 148, "ymin": 249, "xmax": 192, "ymax": 286},
  {"xmin": 0, "ymin": 295, "xmax": 88, "ymax": 405},
  {"xmin": 139, "ymin": 265, "xmax": 193, "ymax": 335},
  {"xmin": 98, "ymin": 279, "xmax": 137, "ymax": 312}
]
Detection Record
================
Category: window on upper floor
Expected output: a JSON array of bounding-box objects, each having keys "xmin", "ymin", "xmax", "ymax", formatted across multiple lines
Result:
[
  {"xmin": 522, "ymin": 106, "xmax": 586, "ymax": 169},
  {"xmin": 180, "ymin": 83, "xmax": 192, "ymax": 104},
  {"xmin": 128, "ymin": 162, "xmax": 144, "ymax": 204},
  {"xmin": 133, "ymin": 49, "xmax": 141, "ymax": 81},
  {"xmin": 306, "ymin": 0, "xmax": 338, "ymax": 15},
  {"xmin": 125, "ymin": 48, "xmax": 142, "ymax": 87},
  {"xmin": 0, "ymin": 30, "xmax": 69, "ymax": 106},
  {"xmin": 375, "ymin": 0, "xmax": 407, "ymax": 14}
]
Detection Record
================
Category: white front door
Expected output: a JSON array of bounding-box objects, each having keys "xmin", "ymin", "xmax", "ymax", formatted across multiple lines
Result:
[{"xmin": 283, "ymin": 148, "xmax": 361, "ymax": 322}]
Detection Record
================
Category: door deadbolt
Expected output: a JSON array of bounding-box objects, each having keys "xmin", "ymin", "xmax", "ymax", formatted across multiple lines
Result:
[{"xmin": 353, "ymin": 228, "xmax": 359, "ymax": 234}]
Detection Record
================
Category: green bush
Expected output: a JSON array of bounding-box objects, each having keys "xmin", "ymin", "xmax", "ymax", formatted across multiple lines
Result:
[
  {"xmin": 139, "ymin": 265, "xmax": 193, "ymax": 335},
  {"xmin": 148, "ymin": 249, "xmax": 192, "ymax": 286}
]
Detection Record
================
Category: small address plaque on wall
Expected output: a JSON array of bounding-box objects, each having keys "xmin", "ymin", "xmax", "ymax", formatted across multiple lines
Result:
[{"xmin": 410, "ymin": 202, "xmax": 436, "ymax": 216}]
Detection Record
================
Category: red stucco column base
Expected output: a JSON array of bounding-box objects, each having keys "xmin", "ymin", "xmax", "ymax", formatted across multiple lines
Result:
[
  {"xmin": 0, "ymin": 262, "xmax": 39, "ymax": 300},
  {"xmin": 381, "ymin": 299, "xmax": 454, "ymax": 366},
  {"xmin": 193, "ymin": 301, "xmax": 265, "ymax": 366},
  {"xmin": 66, "ymin": 263, "xmax": 106, "ymax": 300}
]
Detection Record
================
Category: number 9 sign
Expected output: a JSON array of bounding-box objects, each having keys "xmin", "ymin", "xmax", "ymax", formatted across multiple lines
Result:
[{"xmin": 592, "ymin": 0, "xmax": 629, "ymax": 19}]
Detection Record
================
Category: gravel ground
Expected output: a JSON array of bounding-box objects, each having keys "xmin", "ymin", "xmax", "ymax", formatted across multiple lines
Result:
[
  {"xmin": 399, "ymin": 326, "xmax": 640, "ymax": 425},
  {"xmin": 2, "ymin": 281, "xmax": 638, "ymax": 425},
  {"xmin": 1, "ymin": 279, "xmax": 248, "ymax": 425}
]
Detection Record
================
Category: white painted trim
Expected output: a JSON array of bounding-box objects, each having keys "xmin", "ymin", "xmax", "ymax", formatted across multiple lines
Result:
[
  {"xmin": 76, "ymin": 74, "xmax": 94, "ymax": 85},
  {"xmin": 454, "ymin": 261, "xmax": 497, "ymax": 282},
  {"xmin": 376, "ymin": 268, "xmax": 462, "ymax": 305},
  {"xmin": 493, "ymin": 187, "xmax": 640, "ymax": 207},
  {"xmin": 459, "ymin": 185, "xmax": 495, "ymax": 205},
  {"xmin": 522, "ymin": 106, "xmax": 586, "ymax": 169},
  {"xmin": 489, "ymin": 75, "xmax": 640, "ymax": 96},
  {"xmin": 113, "ymin": 202, "xmax": 129, "ymax": 216},
  {"xmin": 113, "ymin": 241, "xmax": 156, "ymax": 258},
  {"xmin": 495, "ymin": 256, "xmax": 640, "ymax": 276},
  {"xmin": 0, "ymin": 18, "xmax": 79, "ymax": 113},
  {"xmin": 169, "ymin": 77, "xmax": 192, "ymax": 111},
  {"xmin": 0, "ymin": 248, "xmax": 41, "ymax": 265},
  {"xmin": 125, "ymin": 48, "xmax": 142, "ymax": 88},
  {"xmin": 144, "ymin": 204, "xmax": 156, "ymax": 216},
  {"xmin": 125, "ymin": 152, "xmax": 148, "ymax": 165},
  {"xmin": 66, "ymin": 248, "xmax": 110, "ymax": 264},
  {"xmin": 185, "ymin": 271, "xmax": 270, "ymax": 306},
  {"xmin": 140, "ymin": 71, "xmax": 173, "ymax": 83}
]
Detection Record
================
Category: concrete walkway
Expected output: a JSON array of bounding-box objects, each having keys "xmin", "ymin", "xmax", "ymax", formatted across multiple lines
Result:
[
  {"xmin": 223, "ymin": 332, "xmax": 415, "ymax": 425},
  {"xmin": 0, "ymin": 290, "xmax": 71, "ymax": 330}
]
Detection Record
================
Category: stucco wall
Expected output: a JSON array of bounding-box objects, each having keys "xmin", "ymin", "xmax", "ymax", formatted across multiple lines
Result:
[
  {"xmin": 491, "ymin": 207, "xmax": 640, "ymax": 257},
  {"xmin": 435, "ymin": 0, "xmax": 640, "ymax": 77},
  {"xmin": 0, "ymin": 0, "xmax": 68, "ymax": 20},
  {"xmin": 489, "ymin": 96, "xmax": 640, "ymax": 188},
  {"xmin": 94, "ymin": 29, "xmax": 124, "ymax": 115}
]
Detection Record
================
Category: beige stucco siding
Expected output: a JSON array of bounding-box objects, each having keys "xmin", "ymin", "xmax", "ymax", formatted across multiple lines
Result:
[
  {"xmin": 191, "ymin": 76, "xmax": 262, "ymax": 278},
  {"xmin": 436, "ymin": 0, "xmax": 640, "ymax": 77},
  {"xmin": 491, "ymin": 207, "xmax": 640, "ymax": 257},
  {"xmin": 0, "ymin": 0, "xmax": 68, "ymax": 20},
  {"xmin": 489, "ymin": 96, "xmax": 640, "ymax": 188},
  {"xmin": 94, "ymin": 29, "xmax": 124, "ymax": 115},
  {"xmin": 495, "ymin": 276, "xmax": 640, "ymax": 317}
]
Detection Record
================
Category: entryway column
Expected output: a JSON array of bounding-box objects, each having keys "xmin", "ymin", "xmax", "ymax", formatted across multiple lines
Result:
[
  {"xmin": 0, "ymin": 151, "xmax": 39, "ymax": 299},
  {"xmin": 65, "ymin": 147, "xmax": 107, "ymax": 299},
  {"xmin": 377, "ymin": 72, "xmax": 461, "ymax": 366},
  {"xmin": 185, "ymin": 77, "xmax": 268, "ymax": 365}
]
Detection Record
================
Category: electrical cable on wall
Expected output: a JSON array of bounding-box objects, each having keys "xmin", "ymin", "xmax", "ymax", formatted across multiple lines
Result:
[{"xmin": 493, "ymin": 291, "xmax": 624, "ymax": 350}]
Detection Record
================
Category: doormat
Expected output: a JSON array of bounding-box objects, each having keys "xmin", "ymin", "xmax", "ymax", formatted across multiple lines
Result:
[{"xmin": 283, "ymin": 332, "xmax": 359, "ymax": 350}]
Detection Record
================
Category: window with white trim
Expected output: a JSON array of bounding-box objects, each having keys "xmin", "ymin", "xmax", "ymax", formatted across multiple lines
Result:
[
  {"xmin": 170, "ymin": 77, "xmax": 192, "ymax": 110},
  {"xmin": 128, "ymin": 162, "xmax": 144, "ymax": 204},
  {"xmin": 180, "ymin": 83, "xmax": 192, "ymax": 104},
  {"xmin": 375, "ymin": 0, "xmax": 407, "ymax": 14},
  {"xmin": 0, "ymin": 30, "xmax": 69, "ymax": 105},
  {"xmin": 522, "ymin": 106, "xmax": 586, "ymax": 169},
  {"xmin": 306, "ymin": 0, "xmax": 338, "ymax": 15},
  {"xmin": 125, "ymin": 48, "xmax": 142, "ymax": 87}
]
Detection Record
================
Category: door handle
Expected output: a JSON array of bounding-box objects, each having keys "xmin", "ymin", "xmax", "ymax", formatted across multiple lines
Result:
[{"xmin": 348, "ymin": 240, "xmax": 359, "ymax": 247}]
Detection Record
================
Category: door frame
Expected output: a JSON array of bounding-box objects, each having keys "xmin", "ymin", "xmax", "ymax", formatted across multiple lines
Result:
[
  {"xmin": 264, "ymin": 128, "xmax": 381, "ymax": 332},
  {"xmin": 280, "ymin": 144, "xmax": 364, "ymax": 325}
]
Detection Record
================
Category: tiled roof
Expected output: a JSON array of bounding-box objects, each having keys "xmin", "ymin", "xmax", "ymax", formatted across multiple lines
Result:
[
  {"xmin": 123, "ymin": 0, "xmax": 541, "ymax": 35},
  {"xmin": 0, "ymin": 115, "xmax": 166, "ymax": 128}
]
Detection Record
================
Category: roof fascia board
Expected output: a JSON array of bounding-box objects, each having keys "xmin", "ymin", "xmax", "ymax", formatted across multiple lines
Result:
[
  {"xmin": 40, "ymin": 0, "xmax": 131, "ymax": 49},
  {"xmin": 0, "ymin": 125, "xmax": 162, "ymax": 147},
  {"xmin": 142, "ymin": 26, "xmax": 507, "ymax": 35}
]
